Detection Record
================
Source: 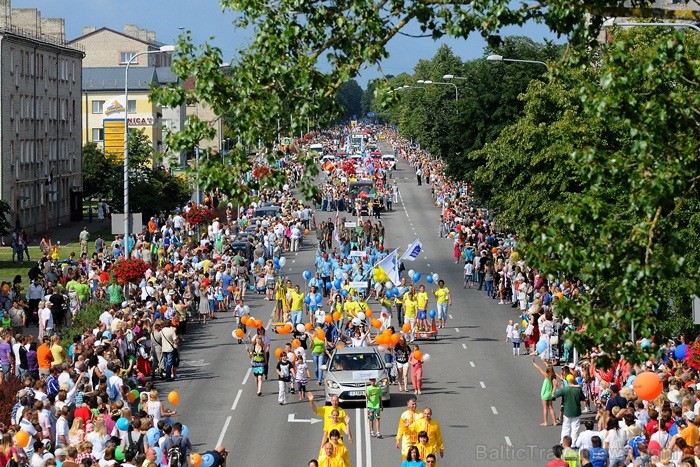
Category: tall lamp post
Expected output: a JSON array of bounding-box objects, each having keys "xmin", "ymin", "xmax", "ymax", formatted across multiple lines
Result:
[
  {"xmin": 417, "ymin": 80, "xmax": 459, "ymax": 101},
  {"xmin": 605, "ymin": 20, "xmax": 700, "ymax": 33},
  {"xmin": 123, "ymin": 44, "xmax": 174, "ymax": 257},
  {"xmin": 486, "ymin": 54, "xmax": 548, "ymax": 70}
]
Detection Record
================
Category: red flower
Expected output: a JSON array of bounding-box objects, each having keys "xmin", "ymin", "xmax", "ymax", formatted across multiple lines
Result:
[
  {"xmin": 111, "ymin": 258, "xmax": 150, "ymax": 285},
  {"xmin": 685, "ymin": 340, "xmax": 700, "ymax": 371},
  {"xmin": 183, "ymin": 205, "xmax": 216, "ymax": 226},
  {"xmin": 252, "ymin": 166, "xmax": 271, "ymax": 180}
]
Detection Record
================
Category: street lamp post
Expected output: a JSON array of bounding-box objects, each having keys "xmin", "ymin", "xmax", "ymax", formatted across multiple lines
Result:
[
  {"xmin": 417, "ymin": 80, "xmax": 459, "ymax": 101},
  {"xmin": 123, "ymin": 44, "xmax": 174, "ymax": 257},
  {"xmin": 605, "ymin": 20, "xmax": 700, "ymax": 33},
  {"xmin": 486, "ymin": 54, "xmax": 548, "ymax": 70}
]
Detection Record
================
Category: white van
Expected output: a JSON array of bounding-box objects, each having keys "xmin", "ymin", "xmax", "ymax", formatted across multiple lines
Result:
[
  {"xmin": 309, "ymin": 143, "xmax": 324, "ymax": 155},
  {"xmin": 382, "ymin": 154, "xmax": 396, "ymax": 170}
]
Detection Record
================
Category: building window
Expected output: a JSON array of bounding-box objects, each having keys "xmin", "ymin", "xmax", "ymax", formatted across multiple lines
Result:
[
  {"xmin": 120, "ymin": 51, "xmax": 137, "ymax": 65},
  {"xmin": 92, "ymin": 128, "xmax": 104, "ymax": 141},
  {"xmin": 92, "ymin": 100, "xmax": 104, "ymax": 114},
  {"xmin": 127, "ymin": 100, "xmax": 137, "ymax": 113}
]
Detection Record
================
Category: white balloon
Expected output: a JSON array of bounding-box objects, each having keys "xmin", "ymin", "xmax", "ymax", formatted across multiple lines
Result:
[
  {"xmin": 231, "ymin": 329, "xmax": 238, "ymax": 339},
  {"xmin": 352, "ymin": 318, "xmax": 361, "ymax": 326},
  {"xmin": 287, "ymin": 352, "xmax": 296, "ymax": 361},
  {"xmin": 243, "ymin": 305, "xmax": 250, "ymax": 313},
  {"xmin": 432, "ymin": 273, "xmax": 439, "ymax": 283},
  {"xmin": 422, "ymin": 353, "xmax": 431, "ymax": 363},
  {"xmin": 385, "ymin": 281, "xmax": 393, "ymax": 290},
  {"xmin": 374, "ymin": 283, "xmax": 382, "ymax": 291},
  {"xmin": 296, "ymin": 323, "xmax": 306, "ymax": 333},
  {"xmin": 286, "ymin": 292, "xmax": 292, "ymax": 300},
  {"xmin": 408, "ymin": 269, "xmax": 415, "ymax": 278},
  {"xmin": 357, "ymin": 312, "xmax": 366, "ymax": 320},
  {"xmin": 279, "ymin": 257, "xmax": 287, "ymax": 266}
]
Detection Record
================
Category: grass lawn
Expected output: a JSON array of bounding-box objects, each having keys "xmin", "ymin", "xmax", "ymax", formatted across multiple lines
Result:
[{"xmin": 0, "ymin": 224, "xmax": 116, "ymax": 284}]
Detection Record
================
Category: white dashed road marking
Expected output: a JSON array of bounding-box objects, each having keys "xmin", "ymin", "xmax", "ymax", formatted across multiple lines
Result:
[
  {"xmin": 469, "ymin": 361, "xmax": 475, "ymax": 367},
  {"xmin": 491, "ymin": 406, "xmax": 498, "ymax": 415},
  {"xmin": 231, "ymin": 389, "xmax": 242, "ymax": 411},
  {"xmin": 480, "ymin": 381, "xmax": 486, "ymax": 389},
  {"xmin": 462, "ymin": 344, "xmax": 467, "ymax": 350},
  {"xmin": 505, "ymin": 436, "xmax": 512, "ymax": 447}
]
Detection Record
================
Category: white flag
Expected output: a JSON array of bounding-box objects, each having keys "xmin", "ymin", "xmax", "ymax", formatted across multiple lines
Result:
[
  {"xmin": 400, "ymin": 239, "xmax": 423, "ymax": 262},
  {"xmin": 377, "ymin": 249, "xmax": 400, "ymax": 286}
]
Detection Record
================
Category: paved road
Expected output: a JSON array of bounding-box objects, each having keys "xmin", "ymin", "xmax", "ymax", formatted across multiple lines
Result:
[{"xmin": 169, "ymin": 154, "xmax": 562, "ymax": 466}]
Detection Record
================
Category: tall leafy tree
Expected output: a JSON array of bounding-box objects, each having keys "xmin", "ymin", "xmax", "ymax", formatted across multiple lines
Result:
[{"xmin": 335, "ymin": 80, "xmax": 364, "ymax": 120}]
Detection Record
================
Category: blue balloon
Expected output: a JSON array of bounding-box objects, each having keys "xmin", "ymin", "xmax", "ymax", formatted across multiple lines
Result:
[
  {"xmin": 315, "ymin": 293, "xmax": 322, "ymax": 304},
  {"xmin": 429, "ymin": 309, "xmax": 436, "ymax": 318},
  {"xmin": 536, "ymin": 340, "xmax": 548, "ymax": 355},
  {"xmin": 393, "ymin": 287, "xmax": 400, "ymax": 296},
  {"xmin": 273, "ymin": 257, "xmax": 280, "ymax": 266},
  {"xmin": 412, "ymin": 272, "xmax": 421, "ymax": 282},
  {"xmin": 341, "ymin": 289, "xmax": 349, "ymax": 297},
  {"xmin": 303, "ymin": 270, "xmax": 312, "ymax": 280},
  {"xmin": 426, "ymin": 275, "xmax": 433, "ymax": 284},
  {"xmin": 153, "ymin": 447, "xmax": 163, "ymax": 466},
  {"xmin": 146, "ymin": 427, "xmax": 161, "ymax": 446},
  {"xmin": 334, "ymin": 279, "xmax": 342, "ymax": 289},
  {"xmin": 201, "ymin": 454, "xmax": 215, "ymax": 467},
  {"xmin": 675, "ymin": 344, "xmax": 688, "ymax": 360},
  {"xmin": 326, "ymin": 281, "xmax": 332, "ymax": 289},
  {"xmin": 640, "ymin": 338, "xmax": 651, "ymax": 349},
  {"xmin": 116, "ymin": 417, "xmax": 129, "ymax": 431},
  {"xmin": 385, "ymin": 290, "xmax": 393, "ymax": 299},
  {"xmin": 258, "ymin": 257, "xmax": 265, "ymax": 265},
  {"xmin": 304, "ymin": 296, "xmax": 311, "ymax": 305}
]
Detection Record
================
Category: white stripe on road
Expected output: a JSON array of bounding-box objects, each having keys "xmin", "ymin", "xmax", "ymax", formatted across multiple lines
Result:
[
  {"xmin": 480, "ymin": 381, "xmax": 486, "ymax": 389},
  {"xmin": 455, "ymin": 328, "xmax": 460, "ymax": 333},
  {"xmin": 449, "ymin": 314, "xmax": 453, "ymax": 320},
  {"xmin": 504, "ymin": 436, "xmax": 512, "ymax": 447},
  {"xmin": 265, "ymin": 319, "xmax": 272, "ymax": 331},
  {"xmin": 491, "ymin": 406, "xmax": 498, "ymax": 415},
  {"xmin": 242, "ymin": 367, "xmax": 251, "ymax": 385},
  {"xmin": 231, "ymin": 389, "xmax": 242, "ymax": 411},
  {"xmin": 462, "ymin": 344, "xmax": 467, "ymax": 350},
  {"xmin": 216, "ymin": 415, "xmax": 232, "ymax": 447},
  {"xmin": 364, "ymin": 408, "xmax": 372, "ymax": 467},
  {"xmin": 469, "ymin": 361, "xmax": 475, "ymax": 367},
  {"xmin": 355, "ymin": 408, "xmax": 363, "ymax": 467}
]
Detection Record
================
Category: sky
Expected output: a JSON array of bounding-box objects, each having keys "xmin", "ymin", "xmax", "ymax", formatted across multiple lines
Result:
[{"xmin": 13, "ymin": 0, "xmax": 563, "ymax": 88}]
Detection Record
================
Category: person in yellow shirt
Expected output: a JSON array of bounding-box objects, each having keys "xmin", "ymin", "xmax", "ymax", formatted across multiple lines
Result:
[
  {"xmin": 416, "ymin": 431, "xmax": 439, "ymax": 465},
  {"xmin": 317, "ymin": 442, "xmax": 345, "ymax": 467},
  {"xmin": 288, "ymin": 284, "xmax": 306, "ymax": 325},
  {"xmin": 322, "ymin": 410, "xmax": 352, "ymax": 449},
  {"xmin": 415, "ymin": 285, "xmax": 429, "ymax": 331},
  {"xmin": 309, "ymin": 393, "xmax": 347, "ymax": 446},
  {"xmin": 680, "ymin": 412, "xmax": 700, "ymax": 447},
  {"xmin": 403, "ymin": 292, "xmax": 417, "ymax": 342},
  {"xmin": 433, "ymin": 279, "xmax": 452, "ymax": 329},
  {"xmin": 395, "ymin": 398, "xmax": 423, "ymax": 458},
  {"xmin": 405, "ymin": 408, "xmax": 445, "ymax": 460},
  {"xmin": 394, "ymin": 286, "xmax": 405, "ymax": 327},
  {"xmin": 343, "ymin": 295, "xmax": 360, "ymax": 321},
  {"xmin": 321, "ymin": 430, "xmax": 350, "ymax": 467},
  {"xmin": 274, "ymin": 279, "xmax": 290, "ymax": 321}
]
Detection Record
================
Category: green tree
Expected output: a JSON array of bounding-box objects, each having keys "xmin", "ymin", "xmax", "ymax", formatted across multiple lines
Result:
[
  {"xmin": 335, "ymin": 79, "xmax": 364, "ymax": 120},
  {"xmin": 82, "ymin": 142, "xmax": 114, "ymax": 202},
  {"xmin": 0, "ymin": 200, "xmax": 12, "ymax": 236}
]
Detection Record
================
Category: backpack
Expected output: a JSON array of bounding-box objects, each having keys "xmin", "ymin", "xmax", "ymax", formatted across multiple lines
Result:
[
  {"xmin": 125, "ymin": 430, "xmax": 146, "ymax": 457},
  {"xmin": 167, "ymin": 436, "xmax": 184, "ymax": 467}
]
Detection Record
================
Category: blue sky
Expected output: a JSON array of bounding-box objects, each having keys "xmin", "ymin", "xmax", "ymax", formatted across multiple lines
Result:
[{"xmin": 15, "ymin": 0, "xmax": 562, "ymax": 88}]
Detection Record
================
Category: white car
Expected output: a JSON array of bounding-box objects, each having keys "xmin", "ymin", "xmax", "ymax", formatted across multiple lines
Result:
[{"xmin": 382, "ymin": 154, "xmax": 397, "ymax": 170}]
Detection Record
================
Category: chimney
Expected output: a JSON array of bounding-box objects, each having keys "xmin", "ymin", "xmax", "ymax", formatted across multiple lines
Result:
[
  {"xmin": 123, "ymin": 24, "xmax": 139, "ymax": 38},
  {"xmin": 82, "ymin": 26, "xmax": 96, "ymax": 36},
  {"xmin": 0, "ymin": 0, "xmax": 11, "ymax": 28},
  {"xmin": 137, "ymin": 28, "xmax": 149, "ymax": 42},
  {"xmin": 146, "ymin": 30, "xmax": 156, "ymax": 43},
  {"xmin": 41, "ymin": 18, "xmax": 65, "ymax": 42},
  {"xmin": 11, "ymin": 7, "xmax": 40, "ymax": 34}
]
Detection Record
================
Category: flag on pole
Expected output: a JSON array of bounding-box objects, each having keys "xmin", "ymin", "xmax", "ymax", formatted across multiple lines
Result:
[
  {"xmin": 400, "ymin": 239, "xmax": 423, "ymax": 262},
  {"xmin": 377, "ymin": 249, "xmax": 400, "ymax": 285}
]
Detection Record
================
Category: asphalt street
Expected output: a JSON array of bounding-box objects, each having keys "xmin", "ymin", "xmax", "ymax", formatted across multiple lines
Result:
[{"xmin": 163, "ymin": 153, "xmax": 562, "ymax": 466}]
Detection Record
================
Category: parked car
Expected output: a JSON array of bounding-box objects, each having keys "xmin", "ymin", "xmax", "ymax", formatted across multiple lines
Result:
[{"xmin": 321, "ymin": 346, "xmax": 391, "ymax": 406}]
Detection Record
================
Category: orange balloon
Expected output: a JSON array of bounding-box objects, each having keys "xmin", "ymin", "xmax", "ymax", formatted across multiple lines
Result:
[
  {"xmin": 316, "ymin": 328, "xmax": 326, "ymax": 340},
  {"xmin": 292, "ymin": 339, "xmax": 301, "ymax": 349},
  {"xmin": 15, "ymin": 431, "xmax": 29, "ymax": 448},
  {"xmin": 127, "ymin": 391, "xmax": 136, "ymax": 403},
  {"xmin": 382, "ymin": 328, "xmax": 391, "ymax": 337},
  {"xmin": 161, "ymin": 305, "xmax": 167, "ymax": 313},
  {"xmin": 275, "ymin": 348, "xmax": 283, "ymax": 359},
  {"xmin": 402, "ymin": 323, "xmax": 411, "ymax": 333},
  {"xmin": 255, "ymin": 319, "xmax": 264, "ymax": 328},
  {"xmin": 365, "ymin": 310, "xmax": 373, "ymax": 318},
  {"xmin": 391, "ymin": 333, "xmax": 400, "ymax": 345},
  {"xmin": 240, "ymin": 316, "xmax": 249, "ymax": 325},
  {"xmin": 304, "ymin": 229, "xmax": 310, "ymax": 235},
  {"xmin": 492, "ymin": 247, "xmax": 498, "ymax": 254},
  {"xmin": 375, "ymin": 334, "xmax": 386, "ymax": 345},
  {"xmin": 371, "ymin": 319, "xmax": 382, "ymax": 329},
  {"xmin": 227, "ymin": 286, "xmax": 234, "ymax": 292},
  {"xmin": 633, "ymin": 371, "xmax": 663, "ymax": 401},
  {"xmin": 305, "ymin": 322, "xmax": 313, "ymax": 331},
  {"xmin": 332, "ymin": 311, "xmax": 341, "ymax": 321},
  {"xmin": 191, "ymin": 453, "xmax": 202, "ymax": 467},
  {"xmin": 284, "ymin": 323, "xmax": 293, "ymax": 333},
  {"xmin": 234, "ymin": 328, "xmax": 245, "ymax": 338},
  {"xmin": 324, "ymin": 315, "xmax": 333, "ymax": 324},
  {"xmin": 448, "ymin": 232, "xmax": 454, "ymax": 238},
  {"xmin": 413, "ymin": 351, "xmax": 423, "ymax": 361},
  {"xmin": 168, "ymin": 391, "xmax": 180, "ymax": 405}
]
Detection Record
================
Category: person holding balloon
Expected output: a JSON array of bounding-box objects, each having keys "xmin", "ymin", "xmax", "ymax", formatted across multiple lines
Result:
[
  {"xmin": 246, "ymin": 334, "xmax": 267, "ymax": 396},
  {"xmin": 409, "ymin": 346, "xmax": 424, "ymax": 395},
  {"xmin": 415, "ymin": 285, "xmax": 429, "ymax": 332},
  {"xmin": 403, "ymin": 291, "xmax": 418, "ymax": 343}
]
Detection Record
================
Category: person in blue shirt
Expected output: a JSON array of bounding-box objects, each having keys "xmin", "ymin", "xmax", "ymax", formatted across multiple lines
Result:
[{"xmin": 588, "ymin": 435, "xmax": 609, "ymax": 467}]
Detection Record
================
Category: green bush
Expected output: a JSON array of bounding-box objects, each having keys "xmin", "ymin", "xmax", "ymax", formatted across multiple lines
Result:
[{"xmin": 61, "ymin": 300, "xmax": 109, "ymax": 349}]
